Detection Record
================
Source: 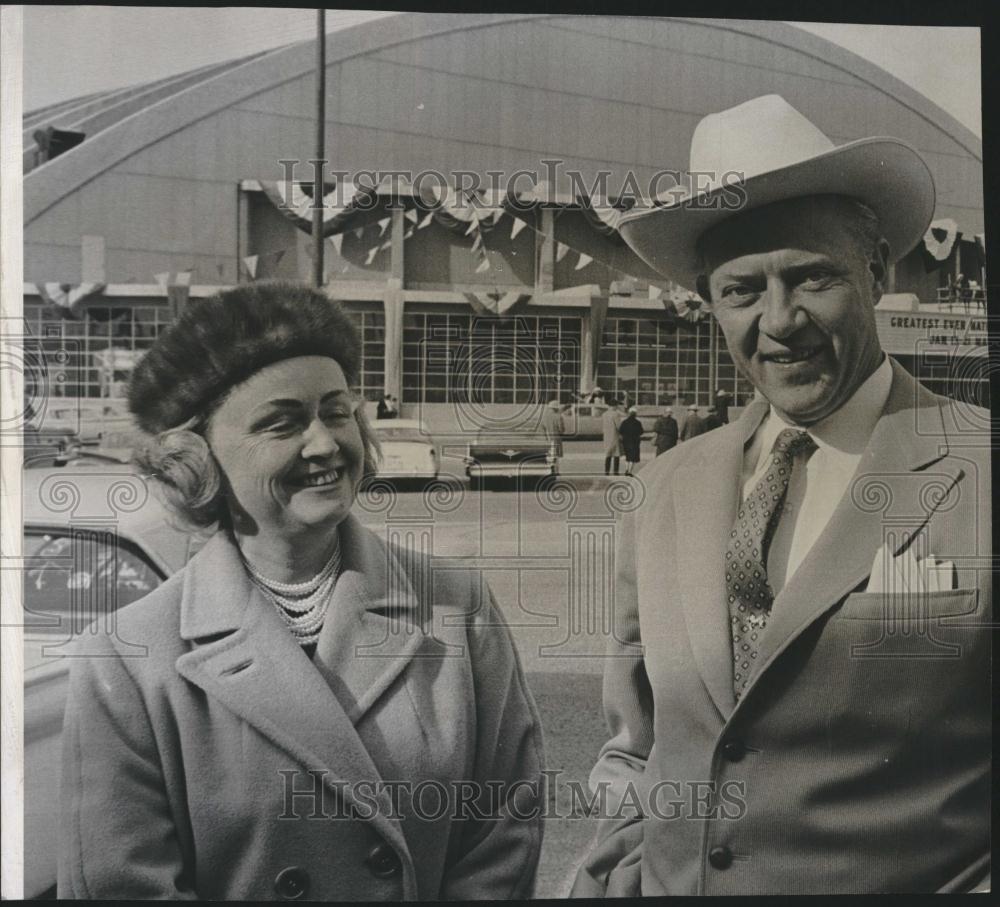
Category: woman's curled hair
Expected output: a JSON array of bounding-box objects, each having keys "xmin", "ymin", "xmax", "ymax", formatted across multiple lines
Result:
[{"xmin": 129, "ymin": 281, "xmax": 380, "ymax": 528}]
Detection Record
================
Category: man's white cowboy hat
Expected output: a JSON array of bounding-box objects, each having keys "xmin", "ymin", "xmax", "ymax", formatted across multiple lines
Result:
[{"xmin": 618, "ymin": 94, "xmax": 936, "ymax": 290}]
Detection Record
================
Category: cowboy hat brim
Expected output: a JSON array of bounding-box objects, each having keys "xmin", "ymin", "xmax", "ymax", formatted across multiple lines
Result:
[{"xmin": 618, "ymin": 137, "xmax": 936, "ymax": 291}]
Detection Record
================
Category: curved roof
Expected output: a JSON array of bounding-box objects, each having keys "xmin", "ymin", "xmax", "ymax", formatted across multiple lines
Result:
[{"xmin": 23, "ymin": 14, "xmax": 984, "ymax": 281}]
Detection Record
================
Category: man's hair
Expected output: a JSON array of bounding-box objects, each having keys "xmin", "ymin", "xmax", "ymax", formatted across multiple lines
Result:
[{"xmin": 694, "ymin": 196, "xmax": 884, "ymax": 303}]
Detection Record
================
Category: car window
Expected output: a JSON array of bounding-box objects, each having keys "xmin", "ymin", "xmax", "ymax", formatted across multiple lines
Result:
[{"xmin": 23, "ymin": 529, "xmax": 164, "ymax": 627}]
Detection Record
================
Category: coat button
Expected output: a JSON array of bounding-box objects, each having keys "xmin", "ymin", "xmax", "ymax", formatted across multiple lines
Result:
[
  {"xmin": 708, "ymin": 846, "xmax": 733, "ymax": 870},
  {"xmin": 366, "ymin": 842, "xmax": 401, "ymax": 878},
  {"xmin": 721, "ymin": 739, "xmax": 746, "ymax": 762},
  {"xmin": 274, "ymin": 866, "xmax": 310, "ymax": 899}
]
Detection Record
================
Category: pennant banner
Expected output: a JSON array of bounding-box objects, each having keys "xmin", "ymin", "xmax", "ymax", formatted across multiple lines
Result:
[
  {"xmin": 575, "ymin": 253, "xmax": 593, "ymax": 271},
  {"xmin": 923, "ymin": 218, "xmax": 960, "ymax": 262},
  {"xmin": 36, "ymin": 282, "xmax": 106, "ymax": 318},
  {"xmin": 462, "ymin": 291, "xmax": 531, "ymax": 317},
  {"xmin": 405, "ymin": 209, "xmax": 419, "ymax": 224},
  {"xmin": 510, "ymin": 216, "xmax": 529, "ymax": 241},
  {"xmin": 330, "ymin": 234, "xmax": 343, "ymax": 256},
  {"xmin": 259, "ymin": 179, "xmax": 378, "ymax": 238},
  {"xmin": 243, "ymin": 255, "xmax": 259, "ymax": 279},
  {"xmin": 555, "ymin": 242, "xmax": 569, "ymax": 263}
]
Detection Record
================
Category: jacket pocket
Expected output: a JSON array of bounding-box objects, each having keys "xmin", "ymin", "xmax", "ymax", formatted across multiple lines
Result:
[{"xmin": 836, "ymin": 589, "xmax": 979, "ymax": 622}]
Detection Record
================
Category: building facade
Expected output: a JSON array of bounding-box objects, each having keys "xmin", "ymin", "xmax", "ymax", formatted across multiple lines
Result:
[{"xmin": 22, "ymin": 14, "xmax": 987, "ymax": 433}]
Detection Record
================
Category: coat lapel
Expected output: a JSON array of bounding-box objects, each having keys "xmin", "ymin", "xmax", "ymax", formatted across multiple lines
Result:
[
  {"xmin": 742, "ymin": 362, "xmax": 964, "ymax": 700},
  {"xmin": 312, "ymin": 514, "xmax": 429, "ymax": 724},
  {"xmin": 173, "ymin": 523, "xmax": 414, "ymax": 862},
  {"xmin": 671, "ymin": 399, "xmax": 769, "ymax": 720}
]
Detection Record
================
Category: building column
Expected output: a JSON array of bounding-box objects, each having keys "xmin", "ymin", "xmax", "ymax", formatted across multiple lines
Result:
[
  {"xmin": 383, "ymin": 284, "xmax": 404, "ymax": 400},
  {"xmin": 236, "ymin": 186, "xmax": 250, "ymax": 284},
  {"xmin": 579, "ymin": 287, "xmax": 608, "ymax": 396},
  {"xmin": 535, "ymin": 208, "xmax": 555, "ymax": 295},
  {"xmin": 390, "ymin": 207, "xmax": 405, "ymax": 285}
]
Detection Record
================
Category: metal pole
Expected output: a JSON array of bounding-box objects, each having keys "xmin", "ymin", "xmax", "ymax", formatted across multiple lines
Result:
[{"xmin": 312, "ymin": 8, "xmax": 326, "ymax": 288}]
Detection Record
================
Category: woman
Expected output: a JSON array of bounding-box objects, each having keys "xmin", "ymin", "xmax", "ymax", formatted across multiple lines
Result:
[
  {"xmin": 58, "ymin": 283, "xmax": 544, "ymax": 900},
  {"xmin": 617, "ymin": 407, "xmax": 644, "ymax": 476}
]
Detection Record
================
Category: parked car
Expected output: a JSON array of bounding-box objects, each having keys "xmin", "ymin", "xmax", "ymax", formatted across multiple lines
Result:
[
  {"xmin": 464, "ymin": 429, "xmax": 557, "ymax": 491},
  {"xmin": 23, "ymin": 444, "xmax": 132, "ymax": 470},
  {"xmin": 22, "ymin": 466, "xmax": 199, "ymax": 899},
  {"xmin": 372, "ymin": 418, "xmax": 439, "ymax": 482}
]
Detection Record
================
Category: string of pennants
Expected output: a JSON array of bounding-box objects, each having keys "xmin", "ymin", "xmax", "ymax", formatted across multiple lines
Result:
[
  {"xmin": 247, "ymin": 179, "xmax": 703, "ymax": 317},
  {"xmin": 33, "ymin": 181, "xmax": 702, "ymax": 321}
]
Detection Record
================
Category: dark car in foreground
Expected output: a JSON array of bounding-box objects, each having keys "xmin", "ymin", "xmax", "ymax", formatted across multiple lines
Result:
[{"xmin": 464, "ymin": 429, "xmax": 558, "ymax": 491}]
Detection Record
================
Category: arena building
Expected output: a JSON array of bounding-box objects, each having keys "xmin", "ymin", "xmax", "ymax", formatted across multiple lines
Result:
[{"xmin": 21, "ymin": 13, "xmax": 987, "ymax": 435}]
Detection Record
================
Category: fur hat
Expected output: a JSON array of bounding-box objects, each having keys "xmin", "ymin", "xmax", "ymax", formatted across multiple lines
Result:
[{"xmin": 128, "ymin": 281, "xmax": 361, "ymax": 434}]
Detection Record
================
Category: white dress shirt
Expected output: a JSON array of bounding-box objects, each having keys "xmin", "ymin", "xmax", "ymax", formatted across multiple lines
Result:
[{"xmin": 740, "ymin": 356, "xmax": 894, "ymax": 593}]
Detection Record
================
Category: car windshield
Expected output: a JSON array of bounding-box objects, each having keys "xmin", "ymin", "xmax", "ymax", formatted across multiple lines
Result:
[{"xmin": 23, "ymin": 530, "xmax": 164, "ymax": 628}]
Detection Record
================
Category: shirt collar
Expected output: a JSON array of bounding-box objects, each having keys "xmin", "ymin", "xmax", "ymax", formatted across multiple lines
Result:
[{"xmin": 757, "ymin": 355, "xmax": 894, "ymax": 458}]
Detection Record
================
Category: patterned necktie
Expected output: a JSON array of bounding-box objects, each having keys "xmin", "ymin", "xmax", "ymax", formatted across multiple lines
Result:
[{"xmin": 727, "ymin": 427, "xmax": 817, "ymax": 698}]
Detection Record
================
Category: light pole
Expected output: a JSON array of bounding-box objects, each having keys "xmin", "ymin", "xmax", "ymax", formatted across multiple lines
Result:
[{"xmin": 312, "ymin": 8, "xmax": 326, "ymax": 288}]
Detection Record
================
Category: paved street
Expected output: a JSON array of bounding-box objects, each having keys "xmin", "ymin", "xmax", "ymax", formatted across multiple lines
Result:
[{"xmin": 357, "ymin": 482, "xmax": 643, "ymax": 896}]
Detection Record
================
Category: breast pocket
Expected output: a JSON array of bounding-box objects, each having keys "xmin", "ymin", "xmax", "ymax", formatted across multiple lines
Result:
[{"xmin": 824, "ymin": 589, "xmax": 988, "ymax": 744}]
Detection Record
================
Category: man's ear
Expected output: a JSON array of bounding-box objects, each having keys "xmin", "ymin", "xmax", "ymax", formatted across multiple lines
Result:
[{"xmin": 868, "ymin": 238, "xmax": 891, "ymax": 301}]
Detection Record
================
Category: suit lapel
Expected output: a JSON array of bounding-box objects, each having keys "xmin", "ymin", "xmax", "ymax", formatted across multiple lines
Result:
[
  {"xmin": 742, "ymin": 363, "xmax": 963, "ymax": 700},
  {"xmin": 173, "ymin": 525, "xmax": 412, "ymax": 860},
  {"xmin": 671, "ymin": 400, "xmax": 769, "ymax": 720}
]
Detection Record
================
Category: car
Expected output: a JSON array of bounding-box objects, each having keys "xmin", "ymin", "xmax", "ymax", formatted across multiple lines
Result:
[
  {"xmin": 372, "ymin": 418, "xmax": 439, "ymax": 482},
  {"xmin": 23, "ymin": 444, "xmax": 132, "ymax": 470},
  {"xmin": 464, "ymin": 429, "xmax": 558, "ymax": 491},
  {"xmin": 22, "ymin": 466, "xmax": 200, "ymax": 899}
]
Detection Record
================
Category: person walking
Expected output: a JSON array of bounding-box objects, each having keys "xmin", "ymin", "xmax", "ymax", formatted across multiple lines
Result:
[
  {"xmin": 618, "ymin": 406, "xmax": 644, "ymax": 476},
  {"xmin": 601, "ymin": 399, "xmax": 625, "ymax": 475},
  {"xmin": 679, "ymin": 403, "xmax": 706, "ymax": 441},
  {"xmin": 652, "ymin": 407, "xmax": 679, "ymax": 456},
  {"xmin": 541, "ymin": 399, "xmax": 565, "ymax": 461}
]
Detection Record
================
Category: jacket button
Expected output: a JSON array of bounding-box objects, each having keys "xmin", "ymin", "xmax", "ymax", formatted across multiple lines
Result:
[
  {"xmin": 709, "ymin": 846, "xmax": 733, "ymax": 870},
  {"xmin": 366, "ymin": 842, "xmax": 401, "ymax": 878},
  {"xmin": 274, "ymin": 866, "xmax": 310, "ymax": 899},
  {"xmin": 721, "ymin": 739, "xmax": 746, "ymax": 762}
]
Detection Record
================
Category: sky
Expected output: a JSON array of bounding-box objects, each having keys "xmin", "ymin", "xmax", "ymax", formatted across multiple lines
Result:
[{"xmin": 20, "ymin": 7, "xmax": 981, "ymax": 138}]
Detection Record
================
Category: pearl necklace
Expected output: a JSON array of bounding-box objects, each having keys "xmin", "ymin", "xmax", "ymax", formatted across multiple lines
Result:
[{"xmin": 244, "ymin": 539, "xmax": 342, "ymax": 647}]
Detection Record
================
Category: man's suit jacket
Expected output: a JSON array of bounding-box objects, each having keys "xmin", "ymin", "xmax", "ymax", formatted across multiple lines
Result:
[
  {"xmin": 59, "ymin": 514, "xmax": 544, "ymax": 900},
  {"xmin": 572, "ymin": 360, "xmax": 990, "ymax": 895}
]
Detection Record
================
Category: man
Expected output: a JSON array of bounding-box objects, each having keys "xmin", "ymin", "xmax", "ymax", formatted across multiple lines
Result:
[
  {"xmin": 541, "ymin": 399, "xmax": 566, "ymax": 461},
  {"xmin": 572, "ymin": 95, "xmax": 990, "ymax": 895},
  {"xmin": 652, "ymin": 407, "xmax": 678, "ymax": 456},
  {"xmin": 376, "ymin": 392, "xmax": 393, "ymax": 419},
  {"xmin": 602, "ymin": 399, "xmax": 625, "ymax": 475},
  {"xmin": 704, "ymin": 406, "xmax": 723, "ymax": 432},
  {"xmin": 679, "ymin": 403, "xmax": 705, "ymax": 441},
  {"xmin": 715, "ymin": 388, "xmax": 732, "ymax": 424}
]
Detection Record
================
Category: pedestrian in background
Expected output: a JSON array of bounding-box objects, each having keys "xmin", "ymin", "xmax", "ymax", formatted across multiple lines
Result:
[
  {"xmin": 680, "ymin": 403, "xmax": 705, "ymax": 441},
  {"xmin": 618, "ymin": 406, "xmax": 644, "ymax": 476},
  {"xmin": 704, "ymin": 406, "xmax": 723, "ymax": 432},
  {"xmin": 715, "ymin": 388, "xmax": 732, "ymax": 424},
  {"xmin": 541, "ymin": 399, "xmax": 565, "ymax": 460},
  {"xmin": 652, "ymin": 407, "xmax": 679, "ymax": 456},
  {"xmin": 602, "ymin": 398, "xmax": 625, "ymax": 475}
]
